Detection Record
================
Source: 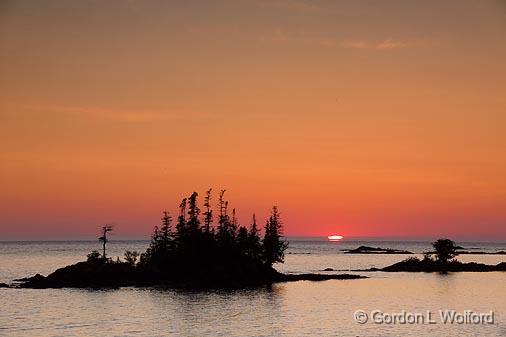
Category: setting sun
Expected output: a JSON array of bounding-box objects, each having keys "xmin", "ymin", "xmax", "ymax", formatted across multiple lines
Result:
[{"xmin": 328, "ymin": 235, "xmax": 344, "ymax": 241}]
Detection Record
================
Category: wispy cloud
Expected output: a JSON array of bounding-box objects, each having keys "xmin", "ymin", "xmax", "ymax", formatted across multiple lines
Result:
[
  {"xmin": 16, "ymin": 104, "xmax": 210, "ymax": 123},
  {"xmin": 341, "ymin": 39, "xmax": 407, "ymax": 50},
  {"xmin": 260, "ymin": 29, "xmax": 407, "ymax": 51}
]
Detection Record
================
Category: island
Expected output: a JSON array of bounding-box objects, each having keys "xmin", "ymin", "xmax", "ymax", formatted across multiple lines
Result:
[
  {"xmin": 343, "ymin": 246, "xmax": 413, "ymax": 254},
  {"xmin": 358, "ymin": 239, "xmax": 506, "ymax": 273},
  {"xmin": 380, "ymin": 258, "xmax": 506, "ymax": 272},
  {"xmin": 12, "ymin": 190, "xmax": 365, "ymax": 289}
]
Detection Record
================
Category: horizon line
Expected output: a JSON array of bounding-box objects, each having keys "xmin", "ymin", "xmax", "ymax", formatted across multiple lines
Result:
[{"xmin": 1, "ymin": 235, "xmax": 505, "ymax": 243}]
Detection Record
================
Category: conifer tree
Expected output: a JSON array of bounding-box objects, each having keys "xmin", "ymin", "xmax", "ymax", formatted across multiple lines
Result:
[
  {"xmin": 139, "ymin": 190, "xmax": 289, "ymax": 279},
  {"xmin": 217, "ymin": 190, "xmax": 231, "ymax": 242},
  {"xmin": 247, "ymin": 214, "xmax": 262, "ymax": 259},
  {"xmin": 187, "ymin": 192, "xmax": 201, "ymax": 234},
  {"xmin": 203, "ymin": 188, "xmax": 213, "ymax": 233},
  {"xmin": 142, "ymin": 211, "xmax": 173, "ymax": 264},
  {"xmin": 160, "ymin": 211, "xmax": 172, "ymax": 249},
  {"xmin": 262, "ymin": 206, "xmax": 288, "ymax": 266},
  {"xmin": 175, "ymin": 198, "xmax": 187, "ymax": 238},
  {"xmin": 231, "ymin": 208, "xmax": 238, "ymax": 238},
  {"xmin": 237, "ymin": 226, "xmax": 249, "ymax": 252}
]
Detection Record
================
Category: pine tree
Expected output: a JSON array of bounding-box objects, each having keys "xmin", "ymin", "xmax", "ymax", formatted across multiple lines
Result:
[
  {"xmin": 187, "ymin": 192, "xmax": 201, "ymax": 234},
  {"xmin": 150, "ymin": 225, "xmax": 161, "ymax": 249},
  {"xmin": 237, "ymin": 226, "xmax": 249, "ymax": 252},
  {"xmin": 160, "ymin": 211, "xmax": 172, "ymax": 249},
  {"xmin": 262, "ymin": 206, "xmax": 288, "ymax": 266},
  {"xmin": 175, "ymin": 198, "xmax": 187, "ymax": 238},
  {"xmin": 231, "ymin": 208, "xmax": 238, "ymax": 238},
  {"xmin": 142, "ymin": 211, "xmax": 173, "ymax": 265},
  {"xmin": 203, "ymin": 188, "xmax": 213, "ymax": 233},
  {"xmin": 139, "ymin": 190, "xmax": 289, "ymax": 282},
  {"xmin": 217, "ymin": 190, "xmax": 231, "ymax": 242},
  {"xmin": 247, "ymin": 214, "xmax": 262, "ymax": 259}
]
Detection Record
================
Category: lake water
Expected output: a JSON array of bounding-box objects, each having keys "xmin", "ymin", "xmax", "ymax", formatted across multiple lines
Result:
[{"xmin": 1, "ymin": 239, "xmax": 505, "ymax": 336}]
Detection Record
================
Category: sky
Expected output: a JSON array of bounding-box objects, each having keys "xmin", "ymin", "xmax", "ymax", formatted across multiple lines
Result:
[{"xmin": 1, "ymin": 0, "xmax": 505, "ymax": 240}]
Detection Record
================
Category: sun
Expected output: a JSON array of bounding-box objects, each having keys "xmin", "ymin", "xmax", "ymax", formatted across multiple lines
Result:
[{"xmin": 327, "ymin": 235, "xmax": 343, "ymax": 241}]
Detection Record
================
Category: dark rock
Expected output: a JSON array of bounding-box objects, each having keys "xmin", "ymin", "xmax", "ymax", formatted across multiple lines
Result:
[
  {"xmin": 16, "ymin": 260, "xmax": 367, "ymax": 289},
  {"xmin": 0, "ymin": 282, "xmax": 9, "ymax": 288},
  {"xmin": 379, "ymin": 257, "xmax": 506, "ymax": 273},
  {"xmin": 323, "ymin": 268, "xmax": 334, "ymax": 271},
  {"xmin": 14, "ymin": 274, "xmax": 45, "ymax": 283},
  {"xmin": 344, "ymin": 246, "xmax": 413, "ymax": 254},
  {"xmin": 454, "ymin": 250, "xmax": 506, "ymax": 255},
  {"xmin": 275, "ymin": 273, "xmax": 366, "ymax": 282},
  {"xmin": 496, "ymin": 262, "xmax": 506, "ymax": 270},
  {"xmin": 18, "ymin": 262, "xmax": 139, "ymax": 289},
  {"xmin": 368, "ymin": 267, "xmax": 381, "ymax": 272}
]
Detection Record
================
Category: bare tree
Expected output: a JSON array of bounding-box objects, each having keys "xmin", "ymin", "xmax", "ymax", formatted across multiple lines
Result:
[{"xmin": 98, "ymin": 225, "xmax": 113, "ymax": 259}]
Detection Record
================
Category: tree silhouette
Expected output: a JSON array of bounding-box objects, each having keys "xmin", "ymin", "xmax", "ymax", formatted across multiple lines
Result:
[
  {"xmin": 187, "ymin": 192, "xmax": 201, "ymax": 234},
  {"xmin": 160, "ymin": 211, "xmax": 172, "ymax": 247},
  {"xmin": 149, "ymin": 211, "xmax": 172, "ymax": 255},
  {"xmin": 262, "ymin": 206, "xmax": 288, "ymax": 266},
  {"xmin": 133, "ymin": 189, "xmax": 289, "ymax": 285},
  {"xmin": 124, "ymin": 250, "xmax": 139, "ymax": 265},
  {"xmin": 237, "ymin": 225, "xmax": 249, "ymax": 252},
  {"xmin": 67, "ymin": 189, "xmax": 294, "ymax": 288},
  {"xmin": 175, "ymin": 198, "xmax": 187, "ymax": 239},
  {"xmin": 217, "ymin": 190, "xmax": 234, "ymax": 244},
  {"xmin": 231, "ymin": 208, "xmax": 238, "ymax": 238},
  {"xmin": 433, "ymin": 238, "xmax": 459, "ymax": 264},
  {"xmin": 247, "ymin": 214, "xmax": 262, "ymax": 259},
  {"xmin": 87, "ymin": 250, "xmax": 101, "ymax": 262},
  {"xmin": 140, "ymin": 211, "xmax": 175, "ymax": 266},
  {"xmin": 203, "ymin": 188, "xmax": 213, "ymax": 233},
  {"xmin": 98, "ymin": 225, "xmax": 113, "ymax": 259}
]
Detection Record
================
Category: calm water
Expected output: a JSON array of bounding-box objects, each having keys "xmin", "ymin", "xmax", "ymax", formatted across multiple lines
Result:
[{"xmin": 1, "ymin": 239, "xmax": 505, "ymax": 336}]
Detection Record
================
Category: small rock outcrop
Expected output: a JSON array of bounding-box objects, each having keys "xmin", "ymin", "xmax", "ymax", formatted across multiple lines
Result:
[
  {"xmin": 379, "ymin": 257, "xmax": 506, "ymax": 273},
  {"xmin": 343, "ymin": 246, "xmax": 413, "ymax": 254}
]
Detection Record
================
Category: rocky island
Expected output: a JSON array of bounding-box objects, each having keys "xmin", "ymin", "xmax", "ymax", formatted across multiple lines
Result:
[
  {"xmin": 380, "ymin": 258, "xmax": 506, "ymax": 272},
  {"xmin": 343, "ymin": 246, "xmax": 413, "ymax": 254},
  {"xmin": 13, "ymin": 190, "xmax": 365, "ymax": 289},
  {"xmin": 359, "ymin": 239, "xmax": 506, "ymax": 273}
]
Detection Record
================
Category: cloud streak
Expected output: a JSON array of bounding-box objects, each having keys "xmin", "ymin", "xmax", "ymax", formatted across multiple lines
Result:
[
  {"xmin": 260, "ymin": 28, "xmax": 407, "ymax": 51},
  {"xmin": 16, "ymin": 104, "xmax": 211, "ymax": 123},
  {"xmin": 341, "ymin": 39, "xmax": 407, "ymax": 50}
]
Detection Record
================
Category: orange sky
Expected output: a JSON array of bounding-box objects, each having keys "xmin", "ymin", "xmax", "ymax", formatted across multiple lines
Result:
[{"xmin": 1, "ymin": 1, "xmax": 505, "ymax": 240}]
